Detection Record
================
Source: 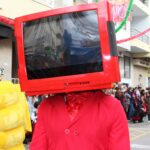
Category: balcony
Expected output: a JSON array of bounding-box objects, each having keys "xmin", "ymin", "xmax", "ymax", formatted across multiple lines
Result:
[
  {"xmin": 133, "ymin": 58, "xmax": 150, "ymax": 68},
  {"xmin": 132, "ymin": 0, "xmax": 150, "ymax": 17},
  {"xmin": 131, "ymin": 28, "xmax": 150, "ymax": 58},
  {"xmin": 139, "ymin": 0, "xmax": 149, "ymax": 6},
  {"xmin": 132, "ymin": 28, "xmax": 150, "ymax": 44}
]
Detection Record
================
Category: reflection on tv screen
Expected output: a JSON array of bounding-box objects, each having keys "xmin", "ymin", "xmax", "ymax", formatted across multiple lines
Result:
[{"xmin": 23, "ymin": 10, "xmax": 103, "ymax": 79}]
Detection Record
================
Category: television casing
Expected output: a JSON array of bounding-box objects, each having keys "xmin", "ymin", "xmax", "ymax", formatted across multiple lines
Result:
[{"xmin": 15, "ymin": 0, "xmax": 120, "ymax": 96}]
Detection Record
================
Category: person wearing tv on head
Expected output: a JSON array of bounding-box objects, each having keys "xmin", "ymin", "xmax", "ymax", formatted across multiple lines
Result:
[{"xmin": 28, "ymin": 9, "xmax": 130, "ymax": 150}]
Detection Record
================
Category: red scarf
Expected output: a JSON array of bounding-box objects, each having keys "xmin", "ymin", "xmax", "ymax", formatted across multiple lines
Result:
[{"xmin": 66, "ymin": 92, "xmax": 91, "ymax": 120}]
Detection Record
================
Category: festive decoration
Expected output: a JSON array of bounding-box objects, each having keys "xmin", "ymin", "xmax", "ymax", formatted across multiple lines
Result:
[
  {"xmin": 108, "ymin": 0, "xmax": 129, "ymax": 5},
  {"xmin": 95, "ymin": 0, "xmax": 133, "ymax": 32},
  {"xmin": 111, "ymin": 2, "xmax": 132, "ymax": 22},
  {"xmin": 117, "ymin": 28, "xmax": 150, "ymax": 44},
  {"xmin": 115, "ymin": 0, "xmax": 134, "ymax": 32},
  {"xmin": 96, "ymin": 0, "xmax": 129, "ymax": 4}
]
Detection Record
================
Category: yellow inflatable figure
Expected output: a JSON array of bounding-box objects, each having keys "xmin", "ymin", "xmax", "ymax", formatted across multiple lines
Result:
[{"xmin": 0, "ymin": 81, "xmax": 32, "ymax": 150}]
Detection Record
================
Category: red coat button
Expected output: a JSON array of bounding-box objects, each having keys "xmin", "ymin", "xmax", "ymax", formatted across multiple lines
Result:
[
  {"xmin": 64, "ymin": 129, "xmax": 70, "ymax": 135},
  {"xmin": 74, "ymin": 130, "xmax": 79, "ymax": 136}
]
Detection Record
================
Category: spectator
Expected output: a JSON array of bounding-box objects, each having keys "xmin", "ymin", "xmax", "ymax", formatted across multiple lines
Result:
[{"xmin": 146, "ymin": 92, "xmax": 150, "ymax": 122}]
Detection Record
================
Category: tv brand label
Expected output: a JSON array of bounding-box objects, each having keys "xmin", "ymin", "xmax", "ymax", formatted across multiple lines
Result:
[{"xmin": 64, "ymin": 81, "xmax": 90, "ymax": 87}]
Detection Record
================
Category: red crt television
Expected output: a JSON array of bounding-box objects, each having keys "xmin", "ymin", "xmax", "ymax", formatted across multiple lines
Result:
[{"xmin": 15, "ymin": 0, "xmax": 120, "ymax": 96}]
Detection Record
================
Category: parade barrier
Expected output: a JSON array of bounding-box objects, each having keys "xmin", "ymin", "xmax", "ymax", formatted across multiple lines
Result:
[{"xmin": 0, "ymin": 81, "xmax": 31, "ymax": 150}]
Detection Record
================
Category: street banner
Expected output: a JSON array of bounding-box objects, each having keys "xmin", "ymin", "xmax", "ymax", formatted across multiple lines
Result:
[{"xmin": 109, "ymin": 0, "xmax": 132, "ymax": 22}]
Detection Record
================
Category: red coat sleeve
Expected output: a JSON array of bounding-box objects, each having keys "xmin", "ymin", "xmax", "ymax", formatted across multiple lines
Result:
[
  {"xmin": 30, "ymin": 101, "xmax": 48, "ymax": 150},
  {"xmin": 108, "ymin": 100, "xmax": 130, "ymax": 150}
]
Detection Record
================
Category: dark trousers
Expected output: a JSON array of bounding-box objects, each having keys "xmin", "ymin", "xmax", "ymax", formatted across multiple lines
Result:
[{"xmin": 148, "ymin": 114, "xmax": 150, "ymax": 121}]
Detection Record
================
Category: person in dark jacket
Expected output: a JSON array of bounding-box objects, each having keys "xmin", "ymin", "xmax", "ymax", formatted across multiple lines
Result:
[{"xmin": 146, "ymin": 92, "xmax": 150, "ymax": 122}]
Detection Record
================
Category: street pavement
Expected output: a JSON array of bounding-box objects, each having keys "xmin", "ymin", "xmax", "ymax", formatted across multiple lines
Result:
[
  {"xmin": 25, "ymin": 144, "xmax": 29, "ymax": 150},
  {"xmin": 129, "ymin": 116, "xmax": 150, "ymax": 150},
  {"xmin": 25, "ymin": 117, "xmax": 150, "ymax": 150}
]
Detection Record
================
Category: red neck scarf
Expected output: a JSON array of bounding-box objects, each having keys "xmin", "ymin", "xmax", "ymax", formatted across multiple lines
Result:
[{"xmin": 65, "ymin": 92, "xmax": 91, "ymax": 120}]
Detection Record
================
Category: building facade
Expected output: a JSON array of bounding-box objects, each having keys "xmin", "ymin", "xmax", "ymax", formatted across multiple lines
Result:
[
  {"xmin": 120, "ymin": 0, "xmax": 150, "ymax": 88},
  {"xmin": 0, "ymin": 0, "xmax": 150, "ymax": 88}
]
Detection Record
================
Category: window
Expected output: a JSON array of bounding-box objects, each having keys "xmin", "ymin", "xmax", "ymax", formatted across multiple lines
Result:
[
  {"xmin": 124, "ymin": 56, "xmax": 131, "ymax": 78},
  {"xmin": 23, "ymin": 10, "xmax": 102, "ymax": 79},
  {"xmin": 119, "ymin": 57, "xmax": 124, "ymax": 78},
  {"xmin": 119, "ymin": 56, "xmax": 131, "ymax": 79},
  {"xmin": 148, "ymin": 77, "xmax": 150, "ymax": 87}
]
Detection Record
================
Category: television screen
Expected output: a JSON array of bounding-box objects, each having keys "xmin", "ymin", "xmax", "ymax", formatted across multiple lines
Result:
[
  {"xmin": 23, "ymin": 10, "xmax": 103, "ymax": 79},
  {"xmin": 15, "ymin": 2, "xmax": 120, "ymax": 95}
]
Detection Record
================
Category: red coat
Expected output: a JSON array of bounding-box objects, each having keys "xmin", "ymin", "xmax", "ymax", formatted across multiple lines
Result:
[{"xmin": 30, "ymin": 91, "xmax": 130, "ymax": 150}]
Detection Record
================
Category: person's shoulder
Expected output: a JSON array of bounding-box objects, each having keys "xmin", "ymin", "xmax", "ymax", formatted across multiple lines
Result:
[
  {"xmin": 38, "ymin": 94, "xmax": 62, "ymax": 111},
  {"xmin": 95, "ymin": 91, "xmax": 121, "ymax": 107},
  {"xmin": 95, "ymin": 91, "xmax": 125, "ymax": 120},
  {"xmin": 96, "ymin": 91, "xmax": 117, "ymax": 101}
]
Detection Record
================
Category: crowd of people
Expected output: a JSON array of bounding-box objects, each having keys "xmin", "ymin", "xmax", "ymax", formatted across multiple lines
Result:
[
  {"xmin": 24, "ymin": 84, "xmax": 150, "ymax": 145},
  {"xmin": 27, "ymin": 84, "xmax": 150, "ymax": 125},
  {"xmin": 104, "ymin": 84, "xmax": 150, "ymax": 123},
  {"xmin": 24, "ymin": 94, "xmax": 48, "ymax": 144}
]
